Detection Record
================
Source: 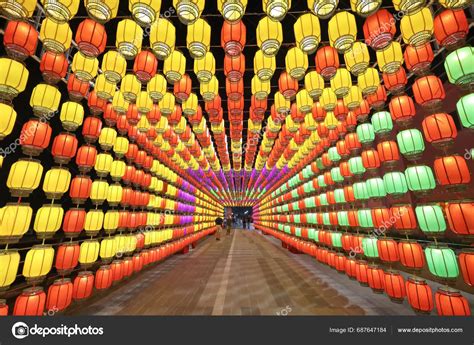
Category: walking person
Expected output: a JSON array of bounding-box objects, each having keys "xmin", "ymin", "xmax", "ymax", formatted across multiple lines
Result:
[
  {"xmin": 226, "ymin": 215, "xmax": 232, "ymax": 236},
  {"xmin": 215, "ymin": 217, "xmax": 223, "ymax": 241}
]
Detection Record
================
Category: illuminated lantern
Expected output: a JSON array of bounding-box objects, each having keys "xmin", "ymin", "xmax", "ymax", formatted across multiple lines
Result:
[
  {"xmin": 101, "ymin": 51, "xmax": 126, "ymax": 83},
  {"xmin": 286, "ymin": 47, "xmax": 308, "ymax": 80},
  {"xmin": 383, "ymin": 171, "xmax": 408, "ymax": 197},
  {"xmin": 434, "ymin": 9, "xmax": 469, "ymax": 49},
  {"xmin": 416, "ymin": 204, "xmax": 447, "ymax": 236},
  {"xmin": 0, "ymin": 0, "xmax": 36, "ymax": 19},
  {"xmin": 0, "ymin": 58, "xmax": 29, "ymax": 101},
  {"xmin": 406, "ymin": 276, "xmax": 433, "ymax": 314},
  {"xmin": 67, "ymin": 73, "xmax": 89, "ymax": 101},
  {"xmin": 39, "ymin": 18, "xmax": 72, "ymax": 53},
  {"xmin": 357, "ymin": 67, "xmax": 379, "ymax": 96},
  {"xmin": 355, "ymin": 260, "xmax": 369, "ymax": 286},
  {"xmin": 413, "ymin": 75, "xmax": 445, "ymax": 109},
  {"xmin": 150, "ymin": 18, "xmax": 175, "ymax": 60},
  {"xmin": 459, "ymin": 250, "xmax": 474, "ymax": 286},
  {"xmin": 0, "ymin": 250, "xmax": 20, "ymax": 289},
  {"xmin": 445, "ymin": 46, "xmax": 474, "ymax": 89},
  {"xmin": 278, "ymin": 72, "xmax": 298, "ymax": 99},
  {"xmin": 34, "ymin": 202, "xmax": 64, "ymax": 235},
  {"xmin": 23, "ymin": 245, "xmax": 54, "ymax": 282},
  {"xmin": 405, "ymin": 165, "xmax": 436, "ymax": 193},
  {"xmin": 75, "ymin": 19, "xmax": 106, "ymax": 57},
  {"xmin": 121, "ymin": 74, "xmax": 141, "ymax": 103},
  {"xmin": 95, "ymin": 74, "xmax": 115, "ymax": 100},
  {"xmin": 344, "ymin": 42, "xmax": 369, "ymax": 76},
  {"xmin": 330, "ymin": 68, "xmax": 351, "ymax": 97},
  {"xmin": 88, "ymin": 90, "xmax": 106, "ymax": 115},
  {"xmin": 52, "ymin": 133, "xmax": 78, "ymax": 164},
  {"xmin": 350, "ymin": 0, "xmax": 381, "ymax": 16},
  {"xmin": 63, "ymin": 208, "xmax": 86, "ymax": 237},
  {"xmin": 0, "ymin": 103, "xmax": 16, "ymax": 140},
  {"xmin": 3, "ymin": 20, "xmax": 38, "ymax": 61},
  {"xmin": 401, "ymin": 7, "xmax": 434, "ymax": 47},
  {"xmin": 422, "ymin": 113, "xmax": 457, "ymax": 148},
  {"xmin": 116, "ymin": 19, "xmax": 143, "ymax": 59},
  {"xmin": 187, "ymin": 18, "xmax": 211, "ymax": 59},
  {"xmin": 367, "ymin": 265, "xmax": 385, "ymax": 293},
  {"xmin": 251, "ymin": 75, "xmax": 270, "ymax": 100},
  {"xmin": 376, "ymin": 41, "xmax": 403, "ymax": 74},
  {"xmin": 304, "ymin": 72, "xmax": 324, "ymax": 101},
  {"xmin": 46, "ymin": 278, "xmax": 73, "ymax": 312},
  {"xmin": 363, "ymin": 9, "xmax": 395, "ymax": 50},
  {"xmin": 221, "ymin": 20, "xmax": 246, "ymax": 57},
  {"xmin": 456, "ymin": 93, "xmax": 474, "ymax": 129},
  {"xmin": 435, "ymin": 288, "xmax": 471, "ymax": 316},
  {"xmin": 425, "ymin": 246, "xmax": 459, "ymax": 280},
  {"xmin": 434, "ymin": 155, "xmax": 470, "ymax": 188},
  {"xmin": 389, "ymin": 94, "xmax": 415, "ymax": 127},
  {"xmin": 133, "ymin": 51, "xmax": 157, "ymax": 83},
  {"xmin": 396, "ymin": 129, "xmax": 425, "ymax": 160},
  {"xmin": 445, "ymin": 202, "xmax": 474, "ymax": 236},
  {"xmin": 256, "ymin": 16, "xmax": 283, "ymax": 57},
  {"xmin": 383, "ymin": 270, "xmax": 406, "ymax": 303},
  {"xmin": 129, "ymin": 0, "xmax": 161, "ymax": 25},
  {"xmin": 391, "ymin": 205, "xmax": 417, "ymax": 233},
  {"xmin": 55, "ymin": 243, "xmax": 80, "ymax": 274},
  {"xmin": 30, "ymin": 83, "xmax": 61, "ymax": 116},
  {"xmin": 307, "ymin": 0, "xmax": 337, "ymax": 18},
  {"xmin": 293, "ymin": 13, "xmax": 321, "ymax": 55},
  {"xmin": 320, "ymin": 88, "xmax": 336, "ymax": 111},
  {"xmin": 371, "ymin": 111, "xmax": 392, "ymax": 136},
  {"xmin": 224, "ymin": 54, "xmax": 245, "ymax": 82},
  {"xmin": 315, "ymin": 46, "xmax": 339, "ymax": 80},
  {"xmin": 95, "ymin": 265, "xmax": 113, "ymax": 290},
  {"xmin": 0, "ymin": 300, "xmax": 7, "ymax": 315},
  {"xmin": 328, "ymin": 11, "xmax": 357, "ymax": 53},
  {"xmin": 404, "ymin": 43, "xmax": 434, "ymax": 76},
  {"xmin": 79, "ymin": 240, "xmax": 100, "ymax": 267},
  {"xmin": 163, "ymin": 50, "xmax": 186, "ymax": 84},
  {"xmin": 343, "ymin": 86, "xmax": 362, "ymax": 111},
  {"xmin": 398, "ymin": 240, "xmax": 424, "ymax": 269},
  {"xmin": 76, "ymin": 145, "xmax": 97, "ymax": 172},
  {"xmin": 72, "ymin": 271, "xmax": 94, "ymax": 300},
  {"xmin": 383, "ymin": 67, "xmax": 407, "ymax": 95},
  {"xmin": 82, "ymin": 116, "xmax": 102, "ymax": 143},
  {"xmin": 7, "ymin": 159, "xmax": 43, "ymax": 197},
  {"xmin": 173, "ymin": 0, "xmax": 205, "ymax": 24},
  {"xmin": 13, "ymin": 287, "xmax": 46, "ymax": 316}
]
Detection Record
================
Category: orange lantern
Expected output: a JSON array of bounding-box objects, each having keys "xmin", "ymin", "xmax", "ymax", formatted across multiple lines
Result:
[
  {"xmin": 40, "ymin": 51, "xmax": 68, "ymax": 84},
  {"xmin": 72, "ymin": 271, "xmax": 94, "ymax": 300},
  {"xmin": 363, "ymin": 9, "xmax": 395, "ymax": 50},
  {"xmin": 434, "ymin": 9, "xmax": 469, "ymax": 49},
  {"xmin": 221, "ymin": 20, "xmax": 246, "ymax": 56},
  {"xmin": 421, "ymin": 113, "xmax": 457, "ymax": 148},
  {"xmin": 278, "ymin": 71, "xmax": 298, "ymax": 99},
  {"xmin": 406, "ymin": 277, "xmax": 433, "ymax": 314},
  {"xmin": 383, "ymin": 67, "xmax": 407, "ymax": 94},
  {"xmin": 404, "ymin": 43, "xmax": 434, "ymax": 75},
  {"xmin": 46, "ymin": 278, "xmax": 73, "ymax": 312},
  {"xmin": 224, "ymin": 53, "xmax": 245, "ymax": 82},
  {"xmin": 75, "ymin": 19, "xmax": 107, "ymax": 57},
  {"xmin": 389, "ymin": 94, "xmax": 415, "ymax": 127},
  {"xmin": 13, "ymin": 287, "xmax": 46, "ymax": 316},
  {"xmin": 67, "ymin": 73, "xmax": 89, "ymax": 101},
  {"xmin": 173, "ymin": 74, "xmax": 192, "ymax": 102},
  {"xmin": 315, "ymin": 46, "xmax": 339, "ymax": 79},
  {"xmin": 412, "ymin": 75, "xmax": 445, "ymax": 109},
  {"xmin": 3, "ymin": 20, "xmax": 38, "ymax": 61},
  {"xmin": 133, "ymin": 50, "xmax": 158, "ymax": 83},
  {"xmin": 433, "ymin": 155, "xmax": 470, "ymax": 187}
]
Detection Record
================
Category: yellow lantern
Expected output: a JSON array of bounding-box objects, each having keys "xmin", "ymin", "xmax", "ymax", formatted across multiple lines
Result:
[
  {"xmin": 187, "ymin": 18, "xmax": 211, "ymax": 59},
  {"xmin": 294, "ymin": 13, "xmax": 321, "ymax": 54},
  {"xmin": 344, "ymin": 42, "xmax": 370, "ymax": 76},
  {"xmin": 307, "ymin": 0, "xmax": 338, "ymax": 18},
  {"xmin": 95, "ymin": 74, "xmax": 116, "ymax": 100},
  {"xmin": 113, "ymin": 137, "xmax": 129, "ymax": 157},
  {"xmin": 183, "ymin": 93, "xmax": 198, "ymax": 116},
  {"xmin": 33, "ymin": 205, "xmax": 64, "ymax": 238},
  {"xmin": 147, "ymin": 73, "xmax": 167, "ymax": 102},
  {"xmin": 59, "ymin": 101, "xmax": 84, "ymax": 131},
  {"xmin": 330, "ymin": 68, "xmax": 352, "ymax": 97},
  {"xmin": 23, "ymin": 245, "xmax": 54, "ymax": 282},
  {"xmin": 324, "ymin": 111, "xmax": 338, "ymax": 129},
  {"xmin": 256, "ymin": 16, "xmax": 283, "ymax": 57},
  {"xmin": 217, "ymin": 0, "xmax": 247, "ymax": 22},
  {"xmin": 343, "ymin": 85, "xmax": 363, "ymax": 110},
  {"xmin": 99, "ymin": 127, "xmax": 117, "ymax": 151},
  {"xmin": 0, "ymin": 0, "xmax": 36, "ymax": 19},
  {"xmin": 102, "ymin": 50, "xmax": 127, "ymax": 83},
  {"xmin": 156, "ymin": 116, "xmax": 168, "ymax": 133},
  {"xmin": 100, "ymin": 237, "xmax": 117, "ymax": 261},
  {"xmin": 159, "ymin": 92, "xmax": 176, "ymax": 116},
  {"xmin": 136, "ymin": 91, "xmax": 153, "ymax": 114},
  {"xmin": 175, "ymin": 117, "xmax": 187, "ymax": 134},
  {"xmin": 310, "ymin": 130, "xmax": 320, "ymax": 144},
  {"xmin": 173, "ymin": 0, "xmax": 205, "ymax": 24},
  {"xmin": 106, "ymin": 183, "xmax": 122, "ymax": 206},
  {"xmin": 79, "ymin": 240, "xmax": 100, "ymax": 266},
  {"xmin": 94, "ymin": 154, "xmax": 113, "ymax": 177},
  {"xmin": 263, "ymin": 0, "xmax": 291, "ymax": 21},
  {"xmin": 438, "ymin": 0, "xmax": 470, "ymax": 9},
  {"xmin": 376, "ymin": 41, "xmax": 403, "ymax": 74},
  {"xmin": 194, "ymin": 52, "xmax": 215, "ymax": 83},
  {"xmin": 84, "ymin": 210, "xmax": 104, "ymax": 236},
  {"xmin": 253, "ymin": 50, "xmax": 275, "ymax": 81},
  {"xmin": 251, "ymin": 75, "xmax": 270, "ymax": 100},
  {"xmin": 7, "ymin": 159, "xmax": 43, "ymax": 197},
  {"xmin": 393, "ymin": 0, "xmax": 426, "ymax": 14},
  {"xmin": 350, "ymin": 0, "xmax": 381, "ymax": 16},
  {"xmin": 0, "ymin": 250, "xmax": 20, "ymax": 289},
  {"xmin": 328, "ymin": 11, "xmax": 357, "ymax": 53},
  {"xmin": 150, "ymin": 18, "xmax": 176, "ymax": 60},
  {"xmin": 304, "ymin": 113, "xmax": 317, "ymax": 131},
  {"xmin": 43, "ymin": 167, "xmax": 71, "ymax": 199},
  {"xmin": 163, "ymin": 50, "xmax": 186, "ymax": 84},
  {"xmin": 286, "ymin": 114, "xmax": 299, "ymax": 132},
  {"xmin": 0, "ymin": 58, "xmax": 29, "ymax": 101},
  {"xmin": 0, "ymin": 204, "xmax": 32, "ymax": 243},
  {"xmin": 84, "ymin": 0, "xmax": 119, "ymax": 22},
  {"xmin": 39, "ymin": 18, "xmax": 72, "ymax": 53},
  {"xmin": 320, "ymin": 88, "xmax": 337, "ymax": 111},
  {"xmin": 296, "ymin": 89, "xmax": 313, "ymax": 113},
  {"xmin": 137, "ymin": 115, "xmax": 150, "ymax": 133},
  {"xmin": 285, "ymin": 47, "xmax": 308, "ymax": 80},
  {"xmin": 304, "ymin": 71, "xmax": 324, "ymax": 100},
  {"xmin": 0, "ymin": 103, "xmax": 16, "ymax": 140},
  {"xmin": 90, "ymin": 181, "xmax": 109, "ymax": 204},
  {"xmin": 42, "ymin": 0, "xmax": 79, "ymax": 23},
  {"xmin": 200, "ymin": 75, "xmax": 219, "ymax": 101},
  {"xmin": 274, "ymin": 91, "xmax": 290, "ymax": 115},
  {"xmin": 120, "ymin": 74, "xmax": 141, "ymax": 102},
  {"xmin": 129, "ymin": 0, "xmax": 161, "ymax": 26},
  {"xmin": 112, "ymin": 91, "xmax": 129, "ymax": 115},
  {"xmin": 116, "ymin": 19, "xmax": 143, "ymax": 59},
  {"xmin": 30, "ymin": 83, "xmax": 61, "ymax": 116},
  {"xmin": 358, "ymin": 67, "xmax": 380, "ymax": 95},
  {"xmin": 104, "ymin": 210, "xmax": 119, "ymax": 233},
  {"xmin": 400, "ymin": 7, "xmax": 434, "ymax": 47},
  {"xmin": 110, "ymin": 160, "xmax": 126, "ymax": 180},
  {"xmin": 72, "ymin": 52, "xmax": 98, "ymax": 82}
]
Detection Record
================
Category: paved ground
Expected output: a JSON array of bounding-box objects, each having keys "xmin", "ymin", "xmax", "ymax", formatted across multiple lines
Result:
[{"xmin": 66, "ymin": 229, "xmax": 415, "ymax": 315}]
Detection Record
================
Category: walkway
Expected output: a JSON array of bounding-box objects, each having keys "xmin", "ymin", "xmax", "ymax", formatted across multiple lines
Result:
[{"xmin": 66, "ymin": 230, "xmax": 414, "ymax": 316}]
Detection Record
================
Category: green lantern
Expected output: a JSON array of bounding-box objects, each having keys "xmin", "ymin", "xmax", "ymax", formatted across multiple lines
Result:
[
  {"xmin": 282, "ymin": 204, "xmax": 289, "ymax": 212},
  {"xmin": 334, "ymin": 188, "xmax": 346, "ymax": 203},
  {"xmin": 366, "ymin": 177, "xmax": 387, "ymax": 198},
  {"xmin": 348, "ymin": 156, "xmax": 366, "ymax": 176},
  {"xmin": 337, "ymin": 211, "xmax": 349, "ymax": 227},
  {"xmin": 445, "ymin": 46, "xmax": 474, "ymax": 88},
  {"xmin": 295, "ymin": 227, "xmax": 302, "ymax": 237},
  {"xmin": 356, "ymin": 123, "xmax": 375, "ymax": 144},
  {"xmin": 330, "ymin": 167, "xmax": 344, "ymax": 183},
  {"xmin": 383, "ymin": 171, "xmax": 408, "ymax": 196},
  {"xmin": 284, "ymin": 225, "xmax": 291, "ymax": 234},
  {"xmin": 397, "ymin": 129, "xmax": 425, "ymax": 160},
  {"xmin": 314, "ymin": 229, "xmax": 320, "ymax": 242},
  {"xmin": 415, "ymin": 204, "xmax": 446, "ymax": 235},
  {"xmin": 353, "ymin": 181, "xmax": 369, "ymax": 200},
  {"xmin": 307, "ymin": 228, "xmax": 315, "ymax": 240},
  {"xmin": 316, "ymin": 157, "xmax": 324, "ymax": 170},
  {"xmin": 358, "ymin": 209, "xmax": 374, "ymax": 229},
  {"xmin": 291, "ymin": 189, "xmax": 299, "ymax": 199},
  {"xmin": 328, "ymin": 147, "xmax": 341, "ymax": 162},
  {"xmin": 292, "ymin": 201, "xmax": 299, "ymax": 211},
  {"xmin": 405, "ymin": 165, "xmax": 436, "ymax": 192},
  {"xmin": 307, "ymin": 213, "xmax": 317, "ymax": 224},
  {"xmin": 362, "ymin": 237, "xmax": 379, "ymax": 258},
  {"xmin": 371, "ymin": 111, "xmax": 393, "ymax": 135},
  {"xmin": 303, "ymin": 181, "xmax": 313, "ymax": 193},
  {"xmin": 277, "ymin": 224, "xmax": 284, "ymax": 231},
  {"xmin": 331, "ymin": 232, "xmax": 343, "ymax": 248},
  {"xmin": 293, "ymin": 214, "xmax": 301, "ymax": 223},
  {"xmin": 276, "ymin": 205, "xmax": 282, "ymax": 212},
  {"xmin": 456, "ymin": 93, "xmax": 474, "ymax": 129},
  {"xmin": 425, "ymin": 246, "xmax": 459, "ymax": 279},
  {"xmin": 319, "ymin": 193, "xmax": 328, "ymax": 206},
  {"xmin": 317, "ymin": 175, "xmax": 326, "ymax": 188},
  {"xmin": 304, "ymin": 196, "xmax": 316, "ymax": 208},
  {"xmin": 322, "ymin": 212, "xmax": 331, "ymax": 226}
]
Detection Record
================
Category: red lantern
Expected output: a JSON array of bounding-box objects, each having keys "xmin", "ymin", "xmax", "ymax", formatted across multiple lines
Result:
[
  {"xmin": 46, "ymin": 278, "xmax": 73, "ymax": 312},
  {"xmin": 88, "ymin": 90, "xmax": 107, "ymax": 115},
  {"xmin": 345, "ymin": 111, "xmax": 357, "ymax": 131},
  {"xmin": 383, "ymin": 67, "xmax": 407, "ymax": 94},
  {"xmin": 147, "ymin": 104, "xmax": 161, "ymax": 125},
  {"xmin": 55, "ymin": 243, "xmax": 80, "ymax": 274},
  {"xmin": 355, "ymin": 260, "xmax": 369, "ymax": 286},
  {"xmin": 67, "ymin": 73, "xmax": 90, "ymax": 101},
  {"xmin": 435, "ymin": 288, "xmax": 471, "ymax": 316},
  {"xmin": 133, "ymin": 253, "xmax": 144, "ymax": 272},
  {"xmin": 404, "ymin": 43, "xmax": 434, "ymax": 75},
  {"xmin": 133, "ymin": 50, "xmax": 158, "ymax": 83},
  {"xmin": 82, "ymin": 116, "xmax": 102, "ymax": 142},
  {"xmin": 226, "ymin": 78, "xmax": 244, "ymax": 101},
  {"xmin": 344, "ymin": 132, "xmax": 361, "ymax": 153},
  {"xmin": 95, "ymin": 265, "xmax": 113, "ymax": 290},
  {"xmin": 412, "ymin": 75, "xmax": 445, "ymax": 109},
  {"xmin": 173, "ymin": 74, "xmax": 192, "ymax": 101},
  {"xmin": 126, "ymin": 104, "xmax": 140, "ymax": 125},
  {"xmin": 389, "ymin": 95, "xmax": 415, "ymax": 127},
  {"xmin": 168, "ymin": 105, "xmax": 182, "ymax": 127},
  {"xmin": 315, "ymin": 46, "xmax": 339, "ymax": 79},
  {"xmin": 40, "ymin": 51, "xmax": 68, "ymax": 84},
  {"xmin": 391, "ymin": 205, "xmax": 417, "ymax": 233},
  {"xmin": 224, "ymin": 53, "xmax": 245, "ymax": 82},
  {"xmin": 205, "ymin": 95, "xmax": 221, "ymax": 116},
  {"xmin": 20, "ymin": 119, "xmax": 52, "ymax": 156},
  {"xmin": 445, "ymin": 202, "xmax": 474, "ymax": 236},
  {"xmin": 76, "ymin": 144, "xmax": 97, "ymax": 172},
  {"xmin": 365, "ymin": 85, "xmax": 386, "ymax": 110},
  {"xmin": 345, "ymin": 257, "xmax": 357, "ymax": 279},
  {"xmin": 354, "ymin": 99, "xmax": 370, "ymax": 122},
  {"xmin": 383, "ymin": 270, "xmax": 406, "ymax": 303},
  {"xmin": 406, "ymin": 277, "xmax": 433, "ymax": 314},
  {"xmin": 434, "ymin": 9, "xmax": 469, "ymax": 49},
  {"xmin": 363, "ymin": 9, "xmax": 396, "ymax": 50},
  {"xmin": 367, "ymin": 265, "xmax": 385, "ymax": 293},
  {"xmin": 110, "ymin": 260, "xmax": 124, "ymax": 282},
  {"xmin": 75, "ymin": 19, "xmax": 107, "ymax": 57},
  {"xmin": 221, "ymin": 20, "xmax": 246, "ymax": 56},
  {"xmin": 422, "ymin": 113, "xmax": 457, "ymax": 147},
  {"xmin": 361, "ymin": 149, "xmax": 380, "ymax": 170},
  {"xmin": 103, "ymin": 103, "xmax": 118, "ymax": 126},
  {"xmin": 52, "ymin": 133, "xmax": 78, "ymax": 163},
  {"xmin": 251, "ymin": 95, "xmax": 267, "ymax": 115},
  {"xmin": 459, "ymin": 249, "xmax": 474, "ymax": 286},
  {"xmin": 3, "ymin": 20, "xmax": 38, "ymax": 60},
  {"xmin": 72, "ymin": 271, "xmax": 94, "ymax": 300},
  {"xmin": 69, "ymin": 175, "xmax": 92, "ymax": 204},
  {"xmin": 398, "ymin": 240, "xmax": 424, "ymax": 269},
  {"xmin": 278, "ymin": 71, "xmax": 299, "ymax": 99},
  {"xmin": 433, "ymin": 155, "xmax": 470, "ymax": 187},
  {"xmin": 62, "ymin": 208, "xmax": 86, "ymax": 237},
  {"xmin": 377, "ymin": 141, "xmax": 400, "ymax": 167},
  {"xmin": 334, "ymin": 99, "xmax": 348, "ymax": 121},
  {"xmin": 312, "ymin": 102, "xmax": 326, "ymax": 122},
  {"xmin": 13, "ymin": 287, "xmax": 46, "ymax": 316},
  {"xmin": 0, "ymin": 300, "xmax": 7, "ymax": 316},
  {"xmin": 377, "ymin": 238, "xmax": 399, "ymax": 263}
]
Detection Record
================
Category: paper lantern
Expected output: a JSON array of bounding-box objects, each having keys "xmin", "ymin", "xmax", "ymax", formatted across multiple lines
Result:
[
  {"xmin": 434, "ymin": 9, "xmax": 469, "ymax": 49},
  {"xmin": 376, "ymin": 41, "xmax": 403, "ymax": 74},
  {"xmin": 129, "ymin": 0, "xmax": 161, "ymax": 25},
  {"xmin": 434, "ymin": 155, "xmax": 470, "ymax": 188},
  {"xmin": 363, "ymin": 9, "xmax": 395, "ymax": 50},
  {"xmin": 7, "ymin": 159, "xmax": 43, "ymax": 196},
  {"xmin": 413, "ymin": 75, "xmax": 445, "ymax": 109},
  {"xmin": 0, "ymin": 0, "xmax": 36, "ymax": 19},
  {"xmin": 150, "ymin": 18, "xmax": 175, "ymax": 60},
  {"xmin": 75, "ymin": 19, "xmax": 107, "ymax": 57},
  {"xmin": 383, "ymin": 270, "xmax": 406, "ymax": 303},
  {"xmin": 0, "ymin": 103, "xmax": 16, "ymax": 140},
  {"xmin": 421, "ymin": 113, "xmax": 457, "ymax": 148},
  {"xmin": 425, "ymin": 246, "xmax": 459, "ymax": 280},
  {"xmin": 46, "ymin": 278, "xmax": 73, "ymax": 312},
  {"xmin": 163, "ymin": 50, "xmax": 186, "ymax": 84},
  {"xmin": 330, "ymin": 68, "xmax": 352, "ymax": 97},
  {"xmin": 435, "ymin": 288, "xmax": 471, "ymax": 316},
  {"xmin": 30, "ymin": 83, "xmax": 61, "ymax": 116},
  {"xmin": 187, "ymin": 18, "xmax": 211, "ymax": 59},
  {"xmin": 278, "ymin": 71, "xmax": 298, "ymax": 99},
  {"xmin": 383, "ymin": 67, "xmax": 407, "ymax": 94},
  {"xmin": 286, "ymin": 47, "xmax": 308, "ymax": 80},
  {"xmin": 401, "ymin": 7, "xmax": 434, "ymax": 46},
  {"xmin": 79, "ymin": 240, "xmax": 100, "ymax": 267},
  {"xmin": 315, "ymin": 46, "xmax": 339, "ymax": 80},
  {"xmin": 251, "ymin": 75, "xmax": 270, "ymax": 100},
  {"xmin": 3, "ymin": 20, "xmax": 38, "ymax": 61},
  {"xmin": 256, "ymin": 16, "xmax": 283, "ymax": 57},
  {"xmin": 389, "ymin": 94, "xmax": 415, "ymax": 127},
  {"xmin": 224, "ymin": 54, "xmax": 245, "ymax": 82},
  {"xmin": 445, "ymin": 202, "xmax": 474, "ymax": 237},
  {"xmin": 0, "ymin": 250, "xmax": 20, "ymax": 289},
  {"xmin": 0, "ymin": 57, "xmax": 29, "ymax": 100},
  {"xmin": 293, "ymin": 13, "xmax": 321, "ymax": 55},
  {"xmin": 358, "ymin": 67, "xmax": 379, "ymax": 96},
  {"xmin": 13, "ymin": 287, "xmax": 46, "ymax": 316},
  {"xmin": 405, "ymin": 165, "xmax": 436, "ymax": 193},
  {"xmin": 39, "ymin": 18, "xmax": 72, "ymax": 53},
  {"xmin": 63, "ymin": 208, "xmax": 86, "ymax": 237},
  {"xmin": 101, "ymin": 51, "xmax": 126, "ymax": 84},
  {"xmin": 398, "ymin": 240, "xmax": 424, "ymax": 269},
  {"xmin": 344, "ymin": 42, "xmax": 369, "ymax": 76},
  {"xmin": 55, "ymin": 243, "xmax": 80, "ymax": 274},
  {"xmin": 396, "ymin": 129, "xmax": 425, "ymax": 160},
  {"xmin": 456, "ymin": 93, "xmax": 474, "ymax": 129},
  {"xmin": 328, "ymin": 11, "xmax": 357, "ymax": 53},
  {"xmin": 133, "ymin": 51, "xmax": 157, "ymax": 84},
  {"xmin": 22, "ymin": 245, "xmax": 54, "ymax": 282},
  {"xmin": 39, "ymin": 51, "xmax": 68, "ymax": 85},
  {"xmin": 459, "ymin": 250, "xmax": 474, "ymax": 286},
  {"xmin": 67, "ymin": 73, "xmax": 89, "ymax": 101},
  {"xmin": 84, "ymin": 0, "xmax": 118, "ymax": 22},
  {"xmin": 116, "ymin": 19, "xmax": 143, "ymax": 59},
  {"xmin": 221, "ymin": 20, "xmax": 246, "ymax": 57},
  {"xmin": 72, "ymin": 271, "xmax": 94, "ymax": 300},
  {"xmin": 406, "ymin": 276, "xmax": 433, "ymax": 314},
  {"xmin": 416, "ymin": 204, "xmax": 447, "ymax": 236},
  {"xmin": 445, "ymin": 46, "xmax": 474, "ymax": 89},
  {"xmin": 218, "ymin": 0, "xmax": 246, "ymax": 22},
  {"xmin": 307, "ymin": 0, "xmax": 337, "ymax": 18}
]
